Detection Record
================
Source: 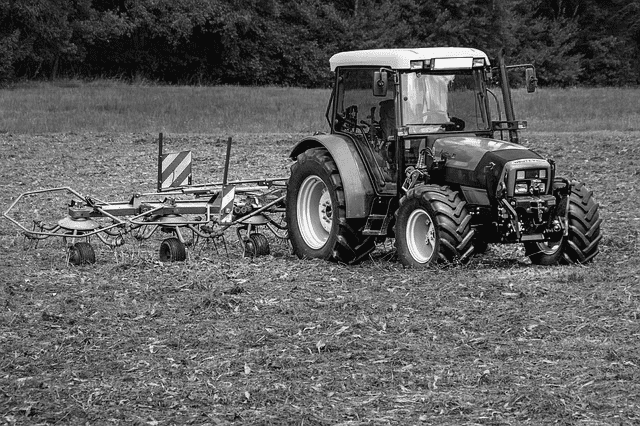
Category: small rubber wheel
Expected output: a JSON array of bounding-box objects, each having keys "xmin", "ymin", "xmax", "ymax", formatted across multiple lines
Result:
[
  {"xmin": 243, "ymin": 234, "xmax": 270, "ymax": 257},
  {"xmin": 69, "ymin": 242, "xmax": 96, "ymax": 265},
  {"xmin": 243, "ymin": 238, "xmax": 257, "ymax": 258},
  {"xmin": 250, "ymin": 233, "xmax": 270, "ymax": 256},
  {"xmin": 159, "ymin": 237, "xmax": 186, "ymax": 262}
]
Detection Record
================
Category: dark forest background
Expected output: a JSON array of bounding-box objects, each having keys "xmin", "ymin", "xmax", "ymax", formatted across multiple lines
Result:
[{"xmin": 1, "ymin": 0, "xmax": 639, "ymax": 87}]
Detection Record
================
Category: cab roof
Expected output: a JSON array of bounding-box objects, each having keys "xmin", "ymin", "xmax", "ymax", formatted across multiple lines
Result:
[{"xmin": 329, "ymin": 47, "xmax": 490, "ymax": 71}]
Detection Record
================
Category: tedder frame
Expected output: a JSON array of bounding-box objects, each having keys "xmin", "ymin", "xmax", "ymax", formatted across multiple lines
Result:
[{"xmin": 3, "ymin": 135, "xmax": 288, "ymax": 265}]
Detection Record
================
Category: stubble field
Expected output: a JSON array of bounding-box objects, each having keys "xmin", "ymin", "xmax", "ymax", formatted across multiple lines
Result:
[{"xmin": 1, "ymin": 83, "xmax": 639, "ymax": 425}]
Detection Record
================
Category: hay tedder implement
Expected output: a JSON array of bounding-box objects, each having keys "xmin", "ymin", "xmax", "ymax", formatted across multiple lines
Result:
[{"xmin": 3, "ymin": 135, "xmax": 288, "ymax": 265}]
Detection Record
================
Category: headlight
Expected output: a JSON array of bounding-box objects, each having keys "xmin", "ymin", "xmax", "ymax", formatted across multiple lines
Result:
[
  {"xmin": 515, "ymin": 183, "xmax": 529, "ymax": 195},
  {"xmin": 516, "ymin": 171, "xmax": 525, "ymax": 180}
]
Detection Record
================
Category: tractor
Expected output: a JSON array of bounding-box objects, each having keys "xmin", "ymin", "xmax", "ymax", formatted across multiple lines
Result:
[{"xmin": 285, "ymin": 47, "xmax": 602, "ymax": 267}]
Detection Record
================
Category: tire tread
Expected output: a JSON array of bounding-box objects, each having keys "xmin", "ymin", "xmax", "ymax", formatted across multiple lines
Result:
[
  {"xmin": 287, "ymin": 148, "xmax": 375, "ymax": 264},
  {"xmin": 394, "ymin": 184, "xmax": 475, "ymax": 266}
]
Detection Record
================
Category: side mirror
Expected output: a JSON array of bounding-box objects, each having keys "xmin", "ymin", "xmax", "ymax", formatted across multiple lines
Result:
[
  {"xmin": 373, "ymin": 71, "xmax": 388, "ymax": 97},
  {"xmin": 526, "ymin": 68, "xmax": 537, "ymax": 93}
]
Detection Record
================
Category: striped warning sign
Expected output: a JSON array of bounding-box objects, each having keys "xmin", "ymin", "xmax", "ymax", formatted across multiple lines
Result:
[
  {"xmin": 160, "ymin": 151, "xmax": 192, "ymax": 189},
  {"xmin": 219, "ymin": 185, "xmax": 235, "ymax": 224}
]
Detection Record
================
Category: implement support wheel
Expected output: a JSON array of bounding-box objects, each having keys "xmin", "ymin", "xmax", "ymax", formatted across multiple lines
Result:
[
  {"xmin": 244, "ymin": 233, "xmax": 270, "ymax": 257},
  {"xmin": 159, "ymin": 237, "xmax": 187, "ymax": 262},
  {"xmin": 69, "ymin": 242, "xmax": 96, "ymax": 266}
]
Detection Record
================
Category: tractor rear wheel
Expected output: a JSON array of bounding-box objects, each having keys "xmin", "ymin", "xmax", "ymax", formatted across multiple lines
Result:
[
  {"xmin": 286, "ymin": 147, "xmax": 375, "ymax": 264},
  {"xmin": 394, "ymin": 185, "xmax": 475, "ymax": 267},
  {"xmin": 526, "ymin": 181, "xmax": 602, "ymax": 265}
]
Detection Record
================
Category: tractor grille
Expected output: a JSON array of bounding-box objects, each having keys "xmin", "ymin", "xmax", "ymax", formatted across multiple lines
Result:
[
  {"xmin": 503, "ymin": 159, "xmax": 552, "ymax": 197},
  {"xmin": 514, "ymin": 169, "xmax": 548, "ymax": 196}
]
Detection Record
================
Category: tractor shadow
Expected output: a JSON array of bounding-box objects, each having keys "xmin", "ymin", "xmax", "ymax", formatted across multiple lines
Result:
[
  {"xmin": 367, "ymin": 241, "xmax": 531, "ymax": 270},
  {"xmin": 467, "ymin": 244, "xmax": 532, "ymax": 269}
]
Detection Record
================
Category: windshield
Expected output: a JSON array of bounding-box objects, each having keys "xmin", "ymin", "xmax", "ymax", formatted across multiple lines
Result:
[{"xmin": 400, "ymin": 70, "xmax": 488, "ymax": 133}]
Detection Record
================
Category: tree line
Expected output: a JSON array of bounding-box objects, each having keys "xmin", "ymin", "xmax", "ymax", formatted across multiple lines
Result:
[{"xmin": 1, "ymin": 0, "xmax": 638, "ymax": 87}]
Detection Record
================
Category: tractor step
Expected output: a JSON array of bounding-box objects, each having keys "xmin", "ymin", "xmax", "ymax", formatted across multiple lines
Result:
[
  {"xmin": 363, "ymin": 198, "xmax": 393, "ymax": 236},
  {"xmin": 520, "ymin": 233, "xmax": 545, "ymax": 242}
]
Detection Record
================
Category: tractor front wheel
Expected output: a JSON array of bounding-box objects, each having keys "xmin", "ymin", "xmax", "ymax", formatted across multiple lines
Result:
[
  {"xmin": 526, "ymin": 181, "xmax": 602, "ymax": 265},
  {"xmin": 394, "ymin": 185, "xmax": 475, "ymax": 267},
  {"xmin": 286, "ymin": 147, "xmax": 375, "ymax": 264}
]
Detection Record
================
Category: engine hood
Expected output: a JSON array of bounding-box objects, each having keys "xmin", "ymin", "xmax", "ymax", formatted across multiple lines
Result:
[{"xmin": 432, "ymin": 136, "xmax": 545, "ymax": 189}]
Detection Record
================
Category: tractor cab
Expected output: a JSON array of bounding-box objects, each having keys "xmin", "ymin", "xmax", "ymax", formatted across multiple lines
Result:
[{"xmin": 326, "ymin": 48, "xmax": 533, "ymax": 193}]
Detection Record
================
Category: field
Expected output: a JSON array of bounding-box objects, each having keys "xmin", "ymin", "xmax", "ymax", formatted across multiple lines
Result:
[{"xmin": 1, "ymin": 82, "xmax": 639, "ymax": 425}]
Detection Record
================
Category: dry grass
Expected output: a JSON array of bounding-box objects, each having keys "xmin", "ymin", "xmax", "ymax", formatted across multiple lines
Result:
[
  {"xmin": 0, "ymin": 81, "xmax": 328, "ymax": 134},
  {"xmin": 513, "ymin": 87, "xmax": 640, "ymax": 132},
  {"xmin": 0, "ymin": 80, "xmax": 638, "ymax": 134},
  {"xmin": 0, "ymin": 82, "xmax": 639, "ymax": 424}
]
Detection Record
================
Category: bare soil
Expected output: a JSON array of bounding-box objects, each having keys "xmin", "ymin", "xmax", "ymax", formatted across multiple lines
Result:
[{"xmin": 1, "ymin": 131, "xmax": 639, "ymax": 425}]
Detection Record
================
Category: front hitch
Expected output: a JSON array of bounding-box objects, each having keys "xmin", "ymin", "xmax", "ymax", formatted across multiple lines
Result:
[{"xmin": 552, "ymin": 178, "xmax": 572, "ymax": 237}]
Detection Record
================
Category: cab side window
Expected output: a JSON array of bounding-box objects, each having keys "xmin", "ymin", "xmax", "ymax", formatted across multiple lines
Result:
[{"xmin": 335, "ymin": 68, "xmax": 394, "ymax": 141}]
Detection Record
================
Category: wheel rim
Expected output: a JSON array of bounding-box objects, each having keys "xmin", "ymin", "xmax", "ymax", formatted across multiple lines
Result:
[
  {"xmin": 243, "ymin": 240, "xmax": 257, "ymax": 257},
  {"xmin": 535, "ymin": 239, "xmax": 562, "ymax": 255},
  {"xmin": 69, "ymin": 246, "xmax": 82, "ymax": 265},
  {"xmin": 406, "ymin": 208, "xmax": 437, "ymax": 264},
  {"xmin": 297, "ymin": 175, "xmax": 332, "ymax": 250},
  {"xmin": 159, "ymin": 243, "xmax": 171, "ymax": 261}
]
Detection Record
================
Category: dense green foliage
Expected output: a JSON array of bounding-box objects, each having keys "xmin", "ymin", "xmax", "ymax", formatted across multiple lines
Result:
[{"xmin": 1, "ymin": 0, "xmax": 638, "ymax": 86}]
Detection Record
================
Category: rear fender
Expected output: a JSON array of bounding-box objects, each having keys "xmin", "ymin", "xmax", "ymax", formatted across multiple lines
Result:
[{"xmin": 290, "ymin": 134, "xmax": 374, "ymax": 218}]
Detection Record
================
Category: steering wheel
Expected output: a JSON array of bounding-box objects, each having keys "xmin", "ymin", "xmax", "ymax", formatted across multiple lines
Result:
[{"xmin": 443, "ymin": 116, "xmax": 465, "ymax": 131}]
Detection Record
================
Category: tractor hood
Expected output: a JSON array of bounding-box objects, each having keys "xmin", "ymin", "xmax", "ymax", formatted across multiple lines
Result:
[{"xmin": 432, "ymin": 136, "xmax": 545, "ymax": 189}]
